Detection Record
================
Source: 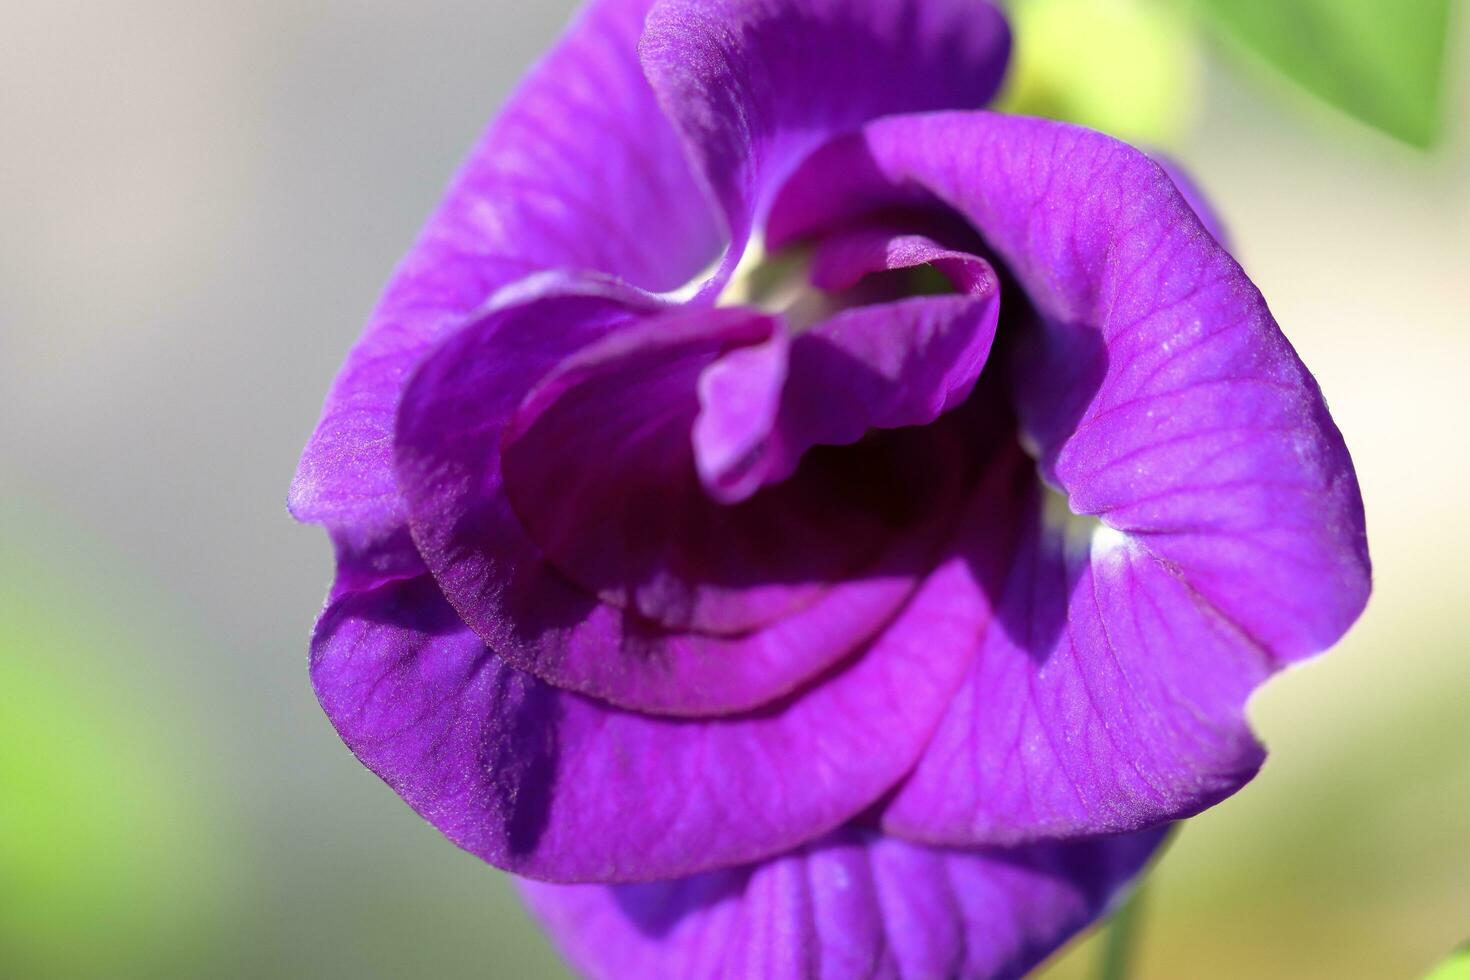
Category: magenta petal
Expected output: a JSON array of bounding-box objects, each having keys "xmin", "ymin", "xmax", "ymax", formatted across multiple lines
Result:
[
  {"xmin": 639, "ymin": 0, "xmax": 1010, "ymax": 282},
  {"xmin": 290, "ymin": 0, "xmax": 721, "ymax": 540},
  {"xmin": 520, "ymin": 824, "xmax": 1166, "ymax": 979},
  {"xmin": 695, "ymin": 231, "xmax": 1000, "ymax": 503},
  {"xmin": 772, "ymin": 112, "xmax": 1369, "ymax": 664},
  {"xmin": 309, "ymin": 506, "xmax": 990, "ymax": 881}
]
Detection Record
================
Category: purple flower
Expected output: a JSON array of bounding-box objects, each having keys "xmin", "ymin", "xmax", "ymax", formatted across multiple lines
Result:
[{"xmin": 290, "ymin": 0, "xmax": 1370, "ymax": 976}]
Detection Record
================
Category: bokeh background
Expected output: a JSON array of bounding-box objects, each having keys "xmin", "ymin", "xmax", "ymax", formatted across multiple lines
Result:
[{"xmin": 2, "ymin": 1, "xmax": 1466, "ymax": 977}]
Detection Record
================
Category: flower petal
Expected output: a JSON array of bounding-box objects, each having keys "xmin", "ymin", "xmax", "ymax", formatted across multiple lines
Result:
[
  {"xmin": 771, "ymin": 113, "xmax": 1368, "ymax": 842},
  {"xmin": 639, "ymin": 0, "xmax": 1010, "ymax": 283},
  {"xmin": 500, "ymin": 308, "xmax": 962, "ymax": 636},
  {"xmin": 395, "ymin": 288, "xmax": 966, "ymax": 713},
  {"xmin": 290, "ymin": 0, "xmax": 721, "ymax": 539},
  {"xmin": 520, "ymin": 824, "xmax": 1166, "ymax": 979},
  {"xmin": 771, "ymin": 111, "xmax": 1369, "ymax": 664},
  {"xmin": 1153, "ymin": 155, "xmax": 1228, "ymax": 247},
  {"xmin": 308, "ymin": 501, "xmax": 991, "ymax": 881},
  {"xmin": 882, "ymin": 470, "xmax": 1273, "ymax": 844},
  {"xmin": 696, "ymin": 229, "xmax": 1000, "ymax": 503},
  {"xmin": 807, "ymin": 226, "xmax": 999, "ymax": 295}
]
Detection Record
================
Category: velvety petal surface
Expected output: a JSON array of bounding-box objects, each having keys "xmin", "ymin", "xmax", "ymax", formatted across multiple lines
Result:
[
  {"xmin": 308, "ymin": 495, "xmax": 995, "ymax": 881},
  {"xmin": 291, "ymin": 0, "xmax": 721, "ymax": 539},
  {"xmin": 640, "ymin": 0, "xmax": 1010, "ymax": 281},
  {"xmin": 501, "ymin": 308, "xmax": 963, "ymax": 636},
  {"xmin": 769, "ymin": 113, "xmax": 1369, "ymax": 843},
  {"xmin": 396, "ymin": 286, "xmax": 966, "ymax": 714},
  {"xmin": 1153, "ymin": 155, "xmax": 1229, "ymax": 247},
  {"xmin": 520, "ymin": 824, "xmax": 1167, "ymax": 980},
  {"xmin": 696, "ymin": 230, "xmax": 1000, "ymax": 503},
  {"xmin": 882, "ymin": 470, "xmax": 1273, "ymax": 843},
  {"xmin": 772, "ymin": 111, "xmax": 1369, "ymax": 663}
]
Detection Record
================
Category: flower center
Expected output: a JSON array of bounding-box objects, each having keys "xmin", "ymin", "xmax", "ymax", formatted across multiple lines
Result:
[
  {"xmin": 719, "ymin": 234, "xmax": 954, "ymax": 332},
  {"xmin": 719, "ymin": 236, "xmax": 812, "ymax": 309},
  {"xmin": 1040, "ymin": 482, "xmax": 1131, "ymax": 560}
]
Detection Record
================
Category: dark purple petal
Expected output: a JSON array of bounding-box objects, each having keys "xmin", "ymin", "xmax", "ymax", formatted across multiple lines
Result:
[
  {"xmin": 639, "ymin": 0, "xmax": 1010, "ymax": 285},
  {"xmin": 500, "ymin": 306, "xmax": 787, "ymax": 634},
  {"xmin": 501, "ymin": 307, "xmax": 963, "ymax": 636},
  {"xmin": 326, "ymin": 523, "xmax": 427, "ymax": 600},
  {"xmin": 290, "ymin": 0, "xmax": 721, "ymax": 539},
  {"xmin": 520, "ymin": 824, "xmax": 1167, "ymax": 979},
  {"xmin": 308, "ymin": 504, "xmax": 992, "ymax": 881},
  {"xmin": 771, "ymin": 112, "xmax": 1369, "ymax": 665},
  {"xmin": 395, "ymin": 287, "xmax": 965, "ymax": 712},
  {"xmin": 697, "ymin": 230, "xmax": 1000, "ymax": 503}
]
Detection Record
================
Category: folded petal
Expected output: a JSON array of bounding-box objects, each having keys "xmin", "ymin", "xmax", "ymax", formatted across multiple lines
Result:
[
  {"xmin": 640, "ymin": 0, "xmax": 1010, "ymax": 284},
  {"xmin": 771, "ymin": 112, "xmax": 1369, "ymax": 664},
  {"xmin": 882, "ymin": 470, "xmax": 1273, "ymax": 844},
  {"xmin": 309, "ymin": 507, "xmax": 989, "ymax": 881},
  {"xmin": 807, "ymin": 226, "xmax": 999, "ymax": 295},
  {"xmin": 1152, "ymin": 155, "xmax": 1228, "ymax": 247},
  {"xmin": 520, "ymin": 824, "xmax": 1167, "ymax": 979},
  {"xmin": 291, "ymin": 0, "xmax": 722, "ymax": 539},
  {"xmin": 396, "ymin": 288, "xmax": 966, "ymax": 713},
  {"xmin": 501, "ymin": 308, "xmax": 963, "ymax": 636},
  {"xmin": 695, "ymin": 230, "xmax": 1001, "ymax": 503},
  {"xmin": 771, "ymin": 113, "xmax": 1368, "ymax": 843}
]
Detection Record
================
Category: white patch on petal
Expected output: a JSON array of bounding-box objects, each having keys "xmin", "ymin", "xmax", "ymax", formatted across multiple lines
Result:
[
  {"xmin": 1091, "ymin": 521, "xmax": 1131, "ymax": 558},
  {"xmin": 662, "ymin": 232, "xmax": 791, "ymax": 305},
  {"xmin": 1042, "ymin": 483, "xmax": 1132, "ymax": 562},
  {"xmin": 663, "ymin": 250, "xmax": 724, "ymax": 303},
  {"xmin": 718, "ymin": 233, "xmax": 773, "ymax": 305}
]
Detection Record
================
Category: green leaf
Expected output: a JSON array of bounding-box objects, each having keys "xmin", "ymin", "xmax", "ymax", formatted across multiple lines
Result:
[
  {"xmin": 1425, "ymin": 943, "xmax": 1470, "ymax": 980},
  {"xmin": 1189, "ymin": 0, "xmax": 1451, "ymax": 146}
]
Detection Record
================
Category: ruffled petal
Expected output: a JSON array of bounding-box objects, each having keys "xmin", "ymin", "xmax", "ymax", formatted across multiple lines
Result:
[
  {"xmin": 520, "ymin": 824, "xmax": 1167, "ymax": 979},
  {"xmin": 696, "ymin": 230, "xmax": 999, "ymax": 503},
  {"xmin": 769, "ymin": 113, "xmax": 1369, "ymax": 843},
  {"xmin": 639, "ymin": 0, "xmax": 1010, "ymax": 283},
  {"xmin": 500, "ymin": 308, "xmax": 962, "ymax": 636},
  {"xmin": 308, "ymin": 498, "xmax": 992, "ymax": 881},
  {"xmin": 771, "ymin": 112, "xmax": 1369, "ymax": 664},
  {"xmin": 396, "ymin": 286, "xmax": 967, "ymax": 714},
  {"xmin": 882, "ymin": 469, "xmax": 1272, "ymax": 844},
  {"xmin": 807, "ymin": 226, "xmax": 999, "ymax": 295},
  {"xmin": 290, "ymin": 0, "xmax": 721, "ymax": 539}
]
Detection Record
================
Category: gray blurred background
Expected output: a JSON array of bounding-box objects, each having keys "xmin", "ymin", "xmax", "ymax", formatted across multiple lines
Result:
[{"xmin": 2, "ymin": 2, "xmax": 1467, "ymax": 978}]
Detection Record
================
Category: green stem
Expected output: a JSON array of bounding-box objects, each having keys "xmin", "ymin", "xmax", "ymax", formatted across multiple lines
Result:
[{"xmin": 1097, "ymin": 882, "xmax": 1148, "ymax": 980}]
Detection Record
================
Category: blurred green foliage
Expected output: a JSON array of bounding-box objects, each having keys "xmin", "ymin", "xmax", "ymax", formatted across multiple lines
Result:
[
  {"xmin": 0, "ymin": 534, "xmax": 241, "ymax": 978},
  {"xmin": 1426, "ymin": 944, "xmax": 1470, "ymax": 980},
  {"xmin": 1189, "ymin": 0, "xmax": 1451, "ymax": 147},
  {"xmin": 999, "ymin": 0, "xmax": 1200, "ymax": 144},
  {"xmin": 1002, "ymin": 0, "xmax": 1453, "ymax": 148}
]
